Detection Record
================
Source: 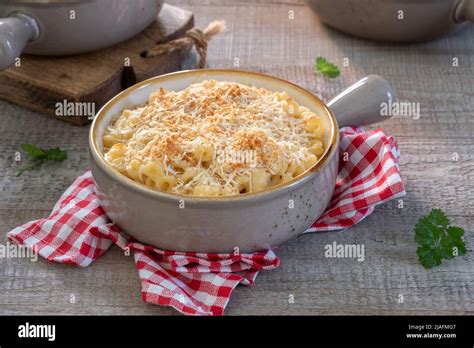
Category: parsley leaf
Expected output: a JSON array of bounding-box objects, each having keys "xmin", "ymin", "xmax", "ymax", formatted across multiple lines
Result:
[
  {"xmin": 415, "ymin": 209, "xmax": 466, "ymax": 269},
  {"xmin": 314, "ymin": 57, "xmax": 340, "ymax": 78},
  {"xmin": 45, "ymin": 148, "xmax": 68, "ymax": 161},
  {"xmin": 17, "ymin": 144, "xmax": 67, "ymax": 176},
  {"xmin": 20, "ymin": 143, "xmax": 47, "ymax": 159}
]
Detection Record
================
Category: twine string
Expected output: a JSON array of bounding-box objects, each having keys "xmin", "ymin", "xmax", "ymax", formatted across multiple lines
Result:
[{"xmin": 144, "ymin": 20, "xmax": 226, "ymax": 68}]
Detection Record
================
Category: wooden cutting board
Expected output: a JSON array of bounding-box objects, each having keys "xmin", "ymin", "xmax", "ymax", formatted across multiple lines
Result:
[{"xmin": 0, "ymin": 4, "xmax": 194, "ymax": 125}]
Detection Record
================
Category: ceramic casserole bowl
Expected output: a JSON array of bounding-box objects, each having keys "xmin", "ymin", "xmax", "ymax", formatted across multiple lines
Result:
[
  {"xmin": 89, "ymin": 69, "xmax": 396, "ymax": 253},
  {"xmin": 306, "ymin": 0, "xmax": 474, "ymax": 42},
  {"xmin": 0, "ymin": 0, "xmax": 164, "ymax": 70}
]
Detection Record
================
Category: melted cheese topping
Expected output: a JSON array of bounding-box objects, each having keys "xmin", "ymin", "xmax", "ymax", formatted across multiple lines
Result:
[{"xmin": 103, "ymin": 80, "xmax": 326, "ymax": 196}]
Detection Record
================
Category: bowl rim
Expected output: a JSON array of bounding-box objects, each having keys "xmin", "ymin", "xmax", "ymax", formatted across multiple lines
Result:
[{"xmin": 89, "ymin": 68, "xmax": 339, "ymax": 202}]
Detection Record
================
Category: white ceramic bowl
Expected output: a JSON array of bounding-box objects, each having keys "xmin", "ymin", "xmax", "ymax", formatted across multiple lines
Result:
[{"xmin": 89, "ymin": 69, "xmax": 395, "ymax": 252}]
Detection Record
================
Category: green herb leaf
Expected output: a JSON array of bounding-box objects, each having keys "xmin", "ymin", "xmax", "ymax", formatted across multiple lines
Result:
[
  {"xmin": 426, "ymin": 208, "xmax": 449, "ymax": 228},
  {"xmin": 17, "ymin": 144, "xmax": 67, "ymax": 176},
  {"xmin": 415, "ymin": 209, "xmax": 466, "ymax": 269},
  {"xmin": 45, "ymin": 148, "xmax": 67, "ymax": 161},
  {"xmin": 447, "ymin": 226, "xmax": 464, "ymax": 239},
  {"xmin": 416, "ymin": 246, "xmax": 442, "ymax": 269},
  {"xmin": 415, "ymin": 218, "xmax": 439, "ymax": 246},
  {"xmin": 16, "ymin": 160, "xmax": 44, "ymax": 177},
  {"xmin": 20, "ymin": 144, "xmax": 47, "ymax": 159},
  {"xmin": 314, "ymin": 57, "xmax": 340, "ymax": 78}
]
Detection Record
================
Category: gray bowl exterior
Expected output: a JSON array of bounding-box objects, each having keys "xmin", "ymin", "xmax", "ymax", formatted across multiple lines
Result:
[
  {"xmin": 90, "ymin": 140, "xmax": 339, "ymax": 253},
  {"xmin": 306, "ymin": 0, "xmax": 472, "ymax": 42},
  {"xmin": 88, "ymin": 72, "xmax": 396, "ymax": 254},
  {"xmin": 0, "ymin": 0, "xmax": 164, "ymax": 55}
]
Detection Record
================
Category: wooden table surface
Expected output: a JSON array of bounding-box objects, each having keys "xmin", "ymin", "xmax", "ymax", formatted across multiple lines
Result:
[{"xmin": 0, "ymin": 0, "xmax": 473, "ymax": 315}]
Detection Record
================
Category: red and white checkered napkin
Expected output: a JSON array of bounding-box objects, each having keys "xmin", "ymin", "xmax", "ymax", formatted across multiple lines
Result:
[{"xmin": 8, "ymin": 126, "xmax": 405, "ymax": 316}]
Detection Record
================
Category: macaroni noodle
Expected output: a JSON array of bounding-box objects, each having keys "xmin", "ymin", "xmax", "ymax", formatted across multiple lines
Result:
[{"xmin": 103, "ymin": 80, "xmax": 326, "ymax": 196}]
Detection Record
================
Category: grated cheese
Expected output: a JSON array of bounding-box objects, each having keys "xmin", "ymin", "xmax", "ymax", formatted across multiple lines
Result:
[{"xmin": 103, "ymin": 80, "xmax": 325, "ymax": 196}]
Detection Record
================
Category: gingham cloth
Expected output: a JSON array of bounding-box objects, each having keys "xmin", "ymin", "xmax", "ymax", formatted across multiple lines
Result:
[{"xmin": 7, "ymin": 126, "xmax": 405, "ymax": 316}]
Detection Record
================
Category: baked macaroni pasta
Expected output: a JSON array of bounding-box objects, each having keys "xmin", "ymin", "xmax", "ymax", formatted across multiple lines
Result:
[{"xmin": 103, "ymin": 80, "xmax": 326, "ymax": 197}]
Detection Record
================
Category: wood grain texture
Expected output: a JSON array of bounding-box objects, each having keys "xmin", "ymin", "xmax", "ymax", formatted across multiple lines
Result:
[
  {"xmin": 0, "ymin": 4, "xmax": 194, "ymax": 125},
  {"xmin": 0, "ymin": 0, "xmax": 473, "ymax": 315}
]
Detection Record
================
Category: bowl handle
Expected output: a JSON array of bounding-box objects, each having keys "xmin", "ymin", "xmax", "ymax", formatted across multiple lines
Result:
[
  {"xmin": 0, "ymin": 13, "xmax": 39, "ymax": 70},
  {"xmin": 454, "ymin": 0, "xmax": 474, "ymax": 22},
  {"xmin": 327, "ymin": 74, "xmax": 396, "ymax": 128}
]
